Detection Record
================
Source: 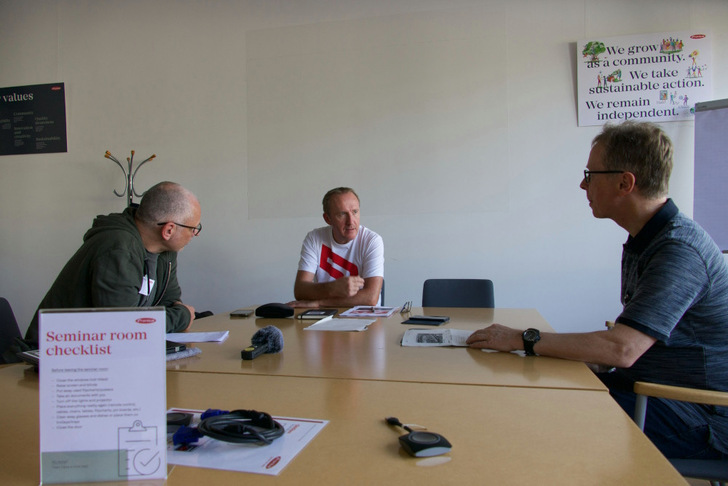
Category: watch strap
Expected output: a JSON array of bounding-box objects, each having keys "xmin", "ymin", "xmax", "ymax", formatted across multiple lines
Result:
[{"xmin": 523, "ymin": 328, "xmax": 541, "ymax": 356}]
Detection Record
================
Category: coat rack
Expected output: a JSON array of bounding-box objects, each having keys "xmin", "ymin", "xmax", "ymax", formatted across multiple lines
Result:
[{"xmin": 104, "ymin": 150, "xmax": 156, "ymax": 207}]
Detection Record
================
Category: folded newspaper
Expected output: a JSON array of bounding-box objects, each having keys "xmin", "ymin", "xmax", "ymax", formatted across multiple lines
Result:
[{"xmin": 401, "ymin": 328, "xmax": 473, "ymax": 347}]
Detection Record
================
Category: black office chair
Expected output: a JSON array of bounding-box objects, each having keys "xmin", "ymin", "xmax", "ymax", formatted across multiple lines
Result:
[
  {"xmin": 0, "ymin": 297, "xmax": 22, "ymax": 364},
  {"xmin": 422, "ymin": 279, "xmax": 494, "ymax": 308},
  {"xmin": 633, "ymin": 381, "xmax": 728, "ymax": 486}
]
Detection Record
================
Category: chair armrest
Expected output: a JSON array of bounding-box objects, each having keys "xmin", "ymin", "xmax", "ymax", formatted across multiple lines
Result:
[{"xmin": 634, "ymin": 381, "xmax": 728, "ymax": 407}]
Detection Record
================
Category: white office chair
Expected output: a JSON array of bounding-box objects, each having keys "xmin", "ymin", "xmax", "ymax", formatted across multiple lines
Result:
[{"xmin": 633, "ymin": 381, "xmax": 728, "ymax": 486}]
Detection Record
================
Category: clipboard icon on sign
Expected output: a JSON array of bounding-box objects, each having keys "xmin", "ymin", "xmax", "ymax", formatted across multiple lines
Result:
[{"xmin": 118, "ymin": 420, "xmax": 162, "ymax": 477}]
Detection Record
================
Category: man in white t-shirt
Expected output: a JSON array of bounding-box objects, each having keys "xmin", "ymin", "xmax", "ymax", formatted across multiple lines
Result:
[{"xmin": 288, "ymin": 187, "xmax": 384, "ymax": 308}]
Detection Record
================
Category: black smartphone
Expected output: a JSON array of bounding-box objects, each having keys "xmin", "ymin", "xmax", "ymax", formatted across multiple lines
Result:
[
  {"xmin": 401, "ymin": 315, "xmax": 450, "ymax": 326},
  {"xmin": 166, "ymin": 341, "xmax": 187, "ymax": 354},
  {"xmin": 230, "ymin": 309, "xmax": 254, "ymax": 318}
]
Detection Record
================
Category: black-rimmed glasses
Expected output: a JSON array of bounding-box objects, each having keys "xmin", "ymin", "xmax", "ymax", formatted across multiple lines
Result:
[
  {"xmin": 157, "ymin": 221, "xmax": 202, "ymax": 236},
  {"xmin": 583, "ymin": 170, "xmax": 624, "ymax": 184},
  {"xmin": 400, "ymin": 301, "xmax": 412, "ymax": 314}
]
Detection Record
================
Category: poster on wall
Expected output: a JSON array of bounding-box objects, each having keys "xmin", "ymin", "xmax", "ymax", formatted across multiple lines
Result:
[
  {"xmin": 0, "ymin": 82, "xmax": 67, "ymax": 156},
  {"xmin": 576, "ymin": 31, "xmax": 712, "ymax": 127}
]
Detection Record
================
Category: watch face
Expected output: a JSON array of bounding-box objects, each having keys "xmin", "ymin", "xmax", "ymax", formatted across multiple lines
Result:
[{"xmin": 524, "ymin": 329, "xmax": 539, "ymax": 341}]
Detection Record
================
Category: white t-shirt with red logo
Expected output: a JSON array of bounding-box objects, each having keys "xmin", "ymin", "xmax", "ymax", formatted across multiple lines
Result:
[{"xmin": 297, "ymin": 225, "xmax": 384, "ymax": 283}]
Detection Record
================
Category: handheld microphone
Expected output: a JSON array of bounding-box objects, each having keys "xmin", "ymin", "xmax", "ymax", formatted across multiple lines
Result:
[{"xmin": 241, "ymin": 325, "xmax": 284, "ymax": 360}]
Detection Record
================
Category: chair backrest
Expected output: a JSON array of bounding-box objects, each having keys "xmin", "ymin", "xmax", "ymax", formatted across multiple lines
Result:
[
  {"xmin": 633, "ymin": 381, "xmax": 728, "ymax": 485},
  {"xmin": 0, "ymin": 297, "xmax": 22, "ymax": 364},
  {"xmin": 422, "ymin": 279, "xmax": 494, "ymax": 308}
]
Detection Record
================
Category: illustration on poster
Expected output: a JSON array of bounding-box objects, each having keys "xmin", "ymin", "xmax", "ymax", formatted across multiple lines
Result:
[{"xmin": 577, "ymin": 31, "xmax": 711, "ymax": 126}]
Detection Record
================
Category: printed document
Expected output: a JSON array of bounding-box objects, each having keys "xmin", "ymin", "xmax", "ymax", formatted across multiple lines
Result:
[
  {"xmin": 401, "ymin": 328, "xmax": 473, "ymax": 347},
  {"xmin": 340, "ymin": 305, "xmax": 397, "ymax": 318},
  {"xmin": 167, "ymin": 409, "xmax": 327, "ymax": 475}
]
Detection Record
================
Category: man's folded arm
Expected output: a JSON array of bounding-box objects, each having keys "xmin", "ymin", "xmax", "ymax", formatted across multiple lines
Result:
[{"xmin": 293, "ymin": 271, "xmax": 382, "ymax": 307}]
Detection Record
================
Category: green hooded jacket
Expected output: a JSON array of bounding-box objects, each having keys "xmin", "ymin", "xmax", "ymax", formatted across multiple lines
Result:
[{"xmin": 24, "ymin": 206, "xmax": 191, "ymax": 345}]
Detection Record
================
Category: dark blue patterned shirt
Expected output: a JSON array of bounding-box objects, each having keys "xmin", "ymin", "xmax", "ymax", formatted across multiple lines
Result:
[{"xmin": 616, "ymin": 199, "xmax": 728, "ymax": 452}]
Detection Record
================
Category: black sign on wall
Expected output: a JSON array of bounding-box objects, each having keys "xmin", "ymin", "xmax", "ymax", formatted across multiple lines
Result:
[{"xmin": 0, "ymin": 82, "xmax": 67, "ymax": 156}]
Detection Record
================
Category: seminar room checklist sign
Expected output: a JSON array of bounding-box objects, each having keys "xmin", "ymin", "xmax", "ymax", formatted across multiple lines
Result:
[{"xmin": 39, "ymin": 307, "xmax": 167, "ymax": 484}]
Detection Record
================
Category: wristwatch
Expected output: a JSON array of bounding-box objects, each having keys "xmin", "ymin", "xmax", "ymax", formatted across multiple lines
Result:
[{"xmin": 522, "ymin": 328, "xmax": 541, "ymax": 356}]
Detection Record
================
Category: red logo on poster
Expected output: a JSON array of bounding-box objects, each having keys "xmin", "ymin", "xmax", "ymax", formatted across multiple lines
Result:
[
  {"xmin": 265, "ymin": 457, "xmax": 281, "ymax": 469},
  {"xmin": 135, "ymin": 318, "xmax": 156, "ymax": 324},
  {"xmin": 690, "ymin": 34, "xmax": 706, "ymax": 39}
]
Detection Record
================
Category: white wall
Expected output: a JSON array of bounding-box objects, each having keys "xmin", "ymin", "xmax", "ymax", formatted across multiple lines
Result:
[{"xmin": 1, "ymin": 0, "xmax": 726, "ymax": 336}]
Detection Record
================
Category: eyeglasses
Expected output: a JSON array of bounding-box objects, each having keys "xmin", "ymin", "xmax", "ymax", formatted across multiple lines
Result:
[
  {"xmin": 157, "ymin": 221, "xmax": 202, "ymax": 236},
  {"xmin": 583, "ymin": 170, "xmax": 624, "ymax": 184},
  {"xmin": 400, "ymin": 301, "xmax": 412, "ymax": 314}
]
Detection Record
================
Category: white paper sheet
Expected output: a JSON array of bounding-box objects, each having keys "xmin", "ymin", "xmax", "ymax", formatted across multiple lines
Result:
[
  {"xmin": 166, "ymin": 331, "xmax": 229, "ymax": 343},
  {"xmin": 401, "ymin": 328, "xmax": 473, "ymax": 347},
  {"xmin": 167, "ymin": 409, "xmax": 327, "ymax": 475},
  {"xmin": 303, "ymin": 316, "xmax": 376, "ymax": 331}
]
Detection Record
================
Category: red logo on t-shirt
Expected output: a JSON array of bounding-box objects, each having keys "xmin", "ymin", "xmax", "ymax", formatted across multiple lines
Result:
[{"xmin": 320, "ymin": 245, "xmax": 359, "ymax": 278}]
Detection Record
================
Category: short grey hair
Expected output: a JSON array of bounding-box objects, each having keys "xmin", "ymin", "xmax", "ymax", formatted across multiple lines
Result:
[
  {"xmin": 136, "ymin": 181, "xmax": 197, "ymax": 224},
  {"xmin": 592, "ymin": 121, "xmax": 673, "ymax": 199},
  {"xmin": 322, "ymin": 187, "xmax": 359, "ymax": 214}
]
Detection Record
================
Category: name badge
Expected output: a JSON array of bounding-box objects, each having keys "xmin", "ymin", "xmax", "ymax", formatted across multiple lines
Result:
[{"xmin": 139, "ymin": 275, "xmax": 156, "ymax": 296}]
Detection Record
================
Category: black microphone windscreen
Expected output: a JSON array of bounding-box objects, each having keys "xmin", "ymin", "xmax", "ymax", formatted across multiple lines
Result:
[{"xmin": 251, "ymin": 325, "xmax": 284, "ymax": 353}]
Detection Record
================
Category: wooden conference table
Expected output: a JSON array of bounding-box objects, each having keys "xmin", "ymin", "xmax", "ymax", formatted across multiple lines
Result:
[
  {"xmin": 1, "ymin": 364, "xmax": 685, "ymax": 485},
  {"xmin": 1, "ymin": 307, "xmax": 686, "ymax": 484},
  {"xmin": 167, "ymin": 307, "xmax": 607, "ymax": 391}
]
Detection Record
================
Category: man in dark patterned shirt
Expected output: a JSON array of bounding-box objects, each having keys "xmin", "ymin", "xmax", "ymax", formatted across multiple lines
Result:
[{"xmin": 467, "ymin": 121, "xmax": 728, "ymax": 460}]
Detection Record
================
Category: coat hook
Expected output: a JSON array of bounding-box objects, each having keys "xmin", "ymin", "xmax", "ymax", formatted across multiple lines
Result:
[{"xmin": 104, "ymin": 150, "xmax": 156, "ymax": 206}]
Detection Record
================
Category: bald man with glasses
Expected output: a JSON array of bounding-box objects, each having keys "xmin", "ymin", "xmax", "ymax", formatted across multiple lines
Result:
[{"xmin": 24, "ymin": 181, "xmax": 202, "ymax": 346}]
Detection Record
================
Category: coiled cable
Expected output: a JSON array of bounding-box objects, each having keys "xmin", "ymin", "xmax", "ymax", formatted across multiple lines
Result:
[{"xmin": 195, "ymin": 409, "xmax": 285, "ymax": 445}]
